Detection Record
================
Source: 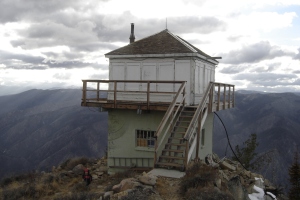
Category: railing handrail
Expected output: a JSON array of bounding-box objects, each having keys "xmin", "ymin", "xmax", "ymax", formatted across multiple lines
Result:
[
  {"xmin": 153, "ymin": 81, "xmax": 186, "ymax": 166},
  {"xmin": 183, "ymin": 82, "xmax": 214, "ymax": 140},
  {"xmin": 155, "ymin": 81, "xmax": 186, "ymax": 138},
  {"xmin": 82, "ymin": 80, "xmax": 186, "ymax": 108},
  {"xmin": 82, "ymin": 80, "xmax": 185, "ymax": 84}
]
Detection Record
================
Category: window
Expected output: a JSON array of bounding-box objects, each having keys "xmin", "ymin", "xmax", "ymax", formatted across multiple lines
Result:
[{"xmin": 136, "ymin": 130, "xmax": 155, "ymax": 148}]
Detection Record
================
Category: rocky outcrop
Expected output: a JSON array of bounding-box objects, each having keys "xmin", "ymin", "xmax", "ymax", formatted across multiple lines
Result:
[{"xmin": 205, "ymin": 153, "xmax": 279, "ymax": 200}]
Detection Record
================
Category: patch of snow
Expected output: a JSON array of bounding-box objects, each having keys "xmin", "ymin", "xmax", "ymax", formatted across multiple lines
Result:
[
  {"xmin": 248, "ymin": 185, "xmax": 265, "ymax": 200},
  {"xmin": 266, "ymin": 192, "xmax": 277, "ymax": 199}
]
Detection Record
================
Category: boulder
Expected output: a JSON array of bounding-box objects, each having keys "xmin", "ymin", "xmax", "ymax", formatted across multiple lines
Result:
[
  {"xmin": 220, "ymin": 161, "xmax": 236, "ymax": 171},
  {"xmin": 104, "ymin": 191, "xmax": 113, "ymax": 200},
  {"xmin": 138, "ymin": 173, "xmax": 157, "ymax": 186},
  {"xmin": 72, "ymin": 164, "xmax": 84, "ymax": 175},
  {"xmin": 112, "ymin": 178, "xmax": 141, "ymax": 193},
  {"xmin": 92, "ymin": 174, "xmax": 98, "ymax": 180},
  {"xmin": 228, "ymin": 176, "xmax": 250, "ymax": 200}
]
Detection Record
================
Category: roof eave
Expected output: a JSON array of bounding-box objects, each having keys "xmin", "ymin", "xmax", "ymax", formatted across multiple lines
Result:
[{"xmin": 105, "ymin": 53, "xmax": 218, "ymax": 64}]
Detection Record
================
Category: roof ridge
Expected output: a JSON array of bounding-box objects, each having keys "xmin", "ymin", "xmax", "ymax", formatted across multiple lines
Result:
[
  {"xmin": 176, "ymin": 35, "xmax": 213, "ymax": 59},
  {"xmin": 130, "ymin": 29, "xmax": 168, "ymax": 44},
  {"xmin": 166, "ymin": 30, "xmax": 198, "ymax": 53}
]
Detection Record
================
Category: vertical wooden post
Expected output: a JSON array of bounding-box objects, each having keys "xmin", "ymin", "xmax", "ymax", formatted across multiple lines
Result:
[
  {"xmin": 196, "ymin": 110, "xmax": 202, "ymax": 159},
  {"xmin": 114, "ymin": 81, "xmax": 117, "ymax": 108},
  {"xmin": 154, "ymin": 138, "xmax": 158, "ymax": 168},
  {"xmin": 147, "ymin": 81, "xmax": 150, "ymax": 110},
  {"xmin": 97, "ymin": 82, "xmax": 100, "ymax": 101},
  {"xmin": 232, "ymin": 86, "xmax": 235, "ymax": 108},
  {"xmin": 228, "ymin": 85, "xmax": 231, "ymax": 109},
  {"xmin": 183, "ymin": 82, "xmax": 186, "ymax": 106},
  {"xmin": 223, "ymin": 84, "xmax": 226, "ymax": 110},
  {"xmin": 217, "ymin": 84, "xmax": 221, "ymax": 111},
  {"xmin": 185, "ymin": 140, "xmax": 189, "ymax": 169},
  {"xmin": 82, "ymin": 81, "xmax": 87, "ymax": 106},
  {"xmin": 208, "ymin": 85, "xmax": 213, "ymax": 113}
]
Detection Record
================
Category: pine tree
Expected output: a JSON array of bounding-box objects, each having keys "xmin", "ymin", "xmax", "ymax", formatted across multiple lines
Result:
[
  {"xmin": 233, "ymin": 133, "xmax": 258, "ymax": 170},
  {"xmin": 288, "ymin": 151, "xmax": 300, "ymax": 200}
]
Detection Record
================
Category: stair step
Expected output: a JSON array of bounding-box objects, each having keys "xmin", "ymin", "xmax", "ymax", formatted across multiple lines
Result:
[
  {"xmin": 174, "ymin": 125, "xmax": 188, "ymax": 128},
  {"xmin": 179, "ymin": 115, "xmax": 193, "ymax": 118},
  {"xmin": 169, "ymin": 137, "xmax": 185, "ymax": 140},
  {"xmin": 162, "ymin": 149, "xmax": 184, "ymax": 153},
  {"xmin": 156, "ymin": 162, "xmax": 183, "ymax": 168},
  {"xmin": 177, "ymin": 120, "xmax": 191, "ymax": 123},
  {"xmin": 166, "ymin": 143, "xmax": 185, "ymax": 146},
  {"xmin": 174, "ymin": 132, "xmax": 186, "ymax": 135},
  {"xmin": 159, "ymin": 155, "xmax": 185, "ymax": 160}
]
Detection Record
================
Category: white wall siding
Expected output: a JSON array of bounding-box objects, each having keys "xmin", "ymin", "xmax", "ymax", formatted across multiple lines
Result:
[{"xmin": 109, "ymin": 58, "xmax": 214, "ymax": 105}]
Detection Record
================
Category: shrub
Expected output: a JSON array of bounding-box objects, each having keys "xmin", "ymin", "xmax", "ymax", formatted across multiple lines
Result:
[
  {"xmin": 54, "ymin": 192, "xmax": 100, "ymax": 200},
  {"xmin": 120, "ymin": 187, "xmax": 151, "ymax": 200},
  {"xmin": 1, "ymin": 172, "xmax": 37, "ymax": 187},
  {"xmin": 180, "ymin": 162, "xmax": 218, "ymax": 196},
  {"xmin": 185, "ymin": 188, "xmax": 234, "ymax": 200},
  {"xmin": 2, "ymin": 184, "xmax": 38, "ymax": 200}
]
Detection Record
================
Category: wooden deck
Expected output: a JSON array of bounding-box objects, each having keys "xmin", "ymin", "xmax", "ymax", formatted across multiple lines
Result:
[
  {"xmin": 81, "ymin": 80, "xmax": 186, "ymax": 111},
  {"xmin": 82, "ymin": 100, "xmax": 172, "ymax": 111},
  {"xmin": 81, "ymin": 80, "xmax": 235, "ymax": 112}
]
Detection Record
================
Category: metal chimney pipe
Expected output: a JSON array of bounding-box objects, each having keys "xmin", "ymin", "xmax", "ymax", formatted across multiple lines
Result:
[{"xmin": 129, "ymin": 23, "xmax": 135, "ymax": 43}]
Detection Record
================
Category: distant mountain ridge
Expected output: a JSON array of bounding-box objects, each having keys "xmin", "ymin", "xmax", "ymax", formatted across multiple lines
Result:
[
  {"xmin": 1, "ymin": 88, "xmax": 299, "ymax": 190},
  {"xmin": 0, "ymin": 89, "xmax": 107, "ymax": 179},
  {"xmin": 213, "ymin": 91, "xmax": 300, "ymax": 189}
]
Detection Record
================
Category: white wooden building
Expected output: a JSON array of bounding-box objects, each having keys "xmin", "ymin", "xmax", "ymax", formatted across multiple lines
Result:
[{"xmin": 81, "ymin": 24, "xmax": 235, "ymax": 173}]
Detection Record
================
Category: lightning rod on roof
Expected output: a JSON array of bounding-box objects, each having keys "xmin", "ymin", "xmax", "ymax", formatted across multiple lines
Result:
[{"xmin": 166, "ymin": 18, "xmax": 167, "ymax": 30}]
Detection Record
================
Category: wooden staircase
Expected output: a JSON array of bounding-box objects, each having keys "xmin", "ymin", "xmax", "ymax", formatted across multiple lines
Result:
[
  {"xmin": 155, "ymin": 106, "xmax": 197, "ymax": 170},
  {"xmin": 154, "ymin": 82, "xmax": 235, "ymax": 171}
]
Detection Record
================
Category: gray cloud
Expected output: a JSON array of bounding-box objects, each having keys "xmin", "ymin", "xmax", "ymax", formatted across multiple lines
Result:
[
  {"xmin": 293, "ymin": 48, "xmax": 300, "ymax": 60},
  {"xmin": 227, "ymin": 35, "xmax": 243, "ymax": 42},
  {"xmin": 0, "ymin": 50, "xmax": 105, "ymax": 70},
  {"xmin": 221, "ymin": 41, "xmax": 295, "ymax": 64},
  {"xmin": 167, "ymin": 16, "xmax": 227, "ymax": 34},
  {"xmin": 89, "ymin": 73, "xmax": 108, "ymax": 80},
  {"xmin": 233, "ymin": 72, "xmax": 297, "ymax": 87},
  {"xmin": 293, "ymin": 70, "xmax": 300, "ymax": 74},
  {"xmin": 0, "ymin": 0, "xmax": 109, "ymax": 23},
  {"xmin": 53, "ymin": 73, "xmax": 71, "ymax": 80},
  {"xmin": 219, "ymin": 65, "xmax": 248, "ymax": 74}
]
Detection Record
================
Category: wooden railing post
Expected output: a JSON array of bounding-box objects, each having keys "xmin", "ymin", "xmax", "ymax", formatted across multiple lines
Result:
[
  {"xmin": 223, "ymin": 84, "xmax": 226, "ymax": 110},
  {"xmin": 185, "ymin": 140, "xmax": 189, "ymax": 169},
  {"xmin": 228, "ymin": 86, "xmax": 231, "ymax": 109},
  {"xmin": 97, "ymin": 82, "xmax": 100, "ymax": 101},
  {"xmin": 82, "ymin": 80, "xmax": 87, "ymax": 106},
  {"xmin": 217, "ymin": 84, "xmax": 221, "ymax": 111},
  {"xmin": 233, "ymin": 86, "xmax": 235, "ymax": 107},
  {"xmin": 209, "ymin": 85, "xmax": 213, "ymax": 113},
  {"xmin": 183, "ymin": 82, "xmax": 186, "ymax": 105},
  {"xmin": 147, "ymin": 81, "xmax": 150, "ymax": 110},
  {"xmin": 196, "ymin": 110, "xmax": 202, "ymax": 159},
  {"xmin": 114, "ymin": 81, "xmax": 117, "ymax": 108}
]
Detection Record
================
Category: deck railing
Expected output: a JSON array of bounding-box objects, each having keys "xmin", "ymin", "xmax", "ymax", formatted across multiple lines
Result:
[{"xmin": 81, "ymin": 80, "xmax": 186, "ymax": 110}]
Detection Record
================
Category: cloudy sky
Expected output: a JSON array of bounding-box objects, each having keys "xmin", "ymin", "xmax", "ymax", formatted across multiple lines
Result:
[{"xmin": 0, "ymin": 0, "xmax": 300, "ymax": 95}]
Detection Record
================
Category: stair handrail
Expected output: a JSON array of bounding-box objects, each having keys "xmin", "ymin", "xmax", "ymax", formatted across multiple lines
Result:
[
  {"xmin": 155, "ymin": 81, "xmax": 186, "ymax": 138},
  {"xmin": 183, "ymin": 82, "xmax": 214, "ymax": 141},
  {"xmin": 154, "ymin": 81, "xmax": 187, "ymax": 165}
]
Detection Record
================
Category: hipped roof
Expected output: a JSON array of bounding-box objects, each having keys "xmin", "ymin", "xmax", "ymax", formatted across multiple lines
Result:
[{"xmin": 105, "ymin": 29, "xmax": 217, "ymax": 63}]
